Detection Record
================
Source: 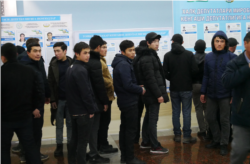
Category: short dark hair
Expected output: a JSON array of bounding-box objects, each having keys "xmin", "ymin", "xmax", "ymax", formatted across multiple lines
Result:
[
  {"xmin": 26, "ymin": 38, "xmax": 39, "ymax": 48},
  {"xmin": 47, "ymin": 32, "xmax": 52, "ymax": 35},
  {"xmin": 244, "ymin": 32, "xmax": 250, "ymax": 43},
  {"xmin": 89, "ymin": 35, "xmax": 104, "ymax": 50},
  {"xmin": 120, "ymin": 40, "xmax": 134, "ymax": 53},
  {"xmin": 16, "ymin": 46, "xmax": 25, "ymax": 55},
  {"xmin": 53, "ymin": 42, "xmax": 67, "ymax": 51},
  {"xmin": 27, "ymin": 42, "xmax": 41, "ymax": 52},
  {"xmin": 1, "ymin": 43, "xmax": 17, "ymax": 60},
  {"xmin": 73, "ymin": 42, "xmax": 90, "ymax": 54},
  {"xmin": 103, "ymin": 40, "xmax": 107, "ymax": 45}
]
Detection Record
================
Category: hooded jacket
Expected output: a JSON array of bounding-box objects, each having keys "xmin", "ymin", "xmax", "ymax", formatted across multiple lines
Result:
[
  {"xmin": 133, "ymin": 48, "xmax": 169, "ymax": 105},
  {"xmin": 18, "ymin": 51, "xmax": 51, "ymax": 98},
  {"xmin": 163, "ymin": 43, "xmax": 199, "ymax": 91},
  {"xmin": 18, "ymin": 54, "xmax": 46, "ymax": 110},
  {"xmin": 222, "ymin": 51, "xmax": 250, "ymax": 128},
  {"xmin": 86, "ymin": 51, "xmax": 109, "ymax": 112},
  {"xmin": 200, "ymin": 31, "xmax": 237, "ymax": 99},
  {"xmin": 112, "ymin": 54, "xmax": 142, "ymax": 109}
]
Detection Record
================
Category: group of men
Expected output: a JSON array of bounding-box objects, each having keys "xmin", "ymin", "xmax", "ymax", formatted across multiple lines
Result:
[{"xmin": 1, "ymin": 30, "xmax": 250, "ymax": 164}]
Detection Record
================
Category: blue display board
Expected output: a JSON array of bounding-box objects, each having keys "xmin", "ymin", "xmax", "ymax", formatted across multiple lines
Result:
[{"xmin": 173, "ymin": 1, "xmax": 250, "ymax": 54}]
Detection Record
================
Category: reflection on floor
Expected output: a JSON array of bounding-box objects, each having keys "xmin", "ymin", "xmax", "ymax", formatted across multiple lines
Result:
[{"xmin": 11, "ymin": 134, "xmax": 250, "ymax": 164}]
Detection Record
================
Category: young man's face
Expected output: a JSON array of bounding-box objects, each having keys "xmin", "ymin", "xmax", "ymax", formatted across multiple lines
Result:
[
  {"xmin": 229, "ymin": 46, "xmax": 237, "ymax": 53},
  {"xmin": 47, "ymin": 34, "xmax": 52, "ymax": 40},
  {"xmin": 54, "ymin": 47, "xmax": 66, "ymax": 61},
  {"xmin": 244, "ymin": 40, "xmax": 250, "ymax": 55},
  {"xmin": 122, "ymin": 46, "xmax": 135, "ymax": 59},
  {"xmin": 76, "ymin": 48, "xmax": 90, "ymax": 63},
  {"xmin": 100, "ymin": 44, "xmax": 107, "ymax": 57},
  {"xmin": 27, "ymin": 46, "xmax": 41, "ymax": 61},
  {"xmin": 214, "ymin": 37, "xmax": 226, "ymax": 51},
  {"xmin": 148, "ymin": 39, "xmax": 159, "ymax": 51}
]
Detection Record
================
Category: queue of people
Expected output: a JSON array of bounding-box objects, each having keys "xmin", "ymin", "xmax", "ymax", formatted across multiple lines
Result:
[{"xmin": 1, "ymin": 31, "xmax": 250, "ymax": 164}]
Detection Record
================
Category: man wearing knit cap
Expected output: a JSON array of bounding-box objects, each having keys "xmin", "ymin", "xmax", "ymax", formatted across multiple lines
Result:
[
  {"xmin": 200, "ymin": 31, "xmax": 237, "ymax": 156},
  {"xmin": 192, "ymin": 40, "xmax": 208, "ymax": 139},
  {"xmin": 163, "ymin": 34, "xmax": 198, "ymax": 144},
  {"xmin": 228, "ymin": 38, "xmax": 239, "ymax": 53}
]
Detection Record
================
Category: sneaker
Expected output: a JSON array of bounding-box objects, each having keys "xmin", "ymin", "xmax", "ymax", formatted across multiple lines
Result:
[
  {"xmin": 89, "ymin": 154, "xmax": 110, "ymax": 163},
  {"xmin": 140, "ymin": 142, "xmax": 151, "ymax": 149},
  {"xmin": 205, "ymin": 141, "xmax": 220, "ymax": 149},
  {"xmin": 150, "ymin": 146, "xmax": 169, "ymax": 154},
  {"xmin": 20, "ymin": 155, "xmax": 26, "ymax": 163},
  {"xmin": 127, "ymin": 157, "xmax": 146, "ymax": 164},
  {"xmin": 173, "ymin": 135, "xmax": 181, "ymax": 142},
  {"xmin": 220, "ymin": 145, "xmax": 228, "ymax": 156},
  {"xmin": 99, "ymin": 145, "xmax": 118, "ymax": 154},
  {"xmin": 183, "ymin": 137, "xmax": 197, "ymax": 144},
  {"xmin": 40, "ymin": 154, "xmax": 49, "ymax": 161},
  {"xmin": 12, "ymin": 144, "xmax": 21, "ymax": 153}
]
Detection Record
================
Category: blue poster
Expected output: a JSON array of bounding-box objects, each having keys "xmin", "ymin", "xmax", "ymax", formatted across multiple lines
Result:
[{"xmin": 173, "ymin": 0, "xmax": 250, "ymax": 53}]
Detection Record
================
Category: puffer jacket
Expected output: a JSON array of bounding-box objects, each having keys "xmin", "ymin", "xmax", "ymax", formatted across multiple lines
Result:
[
  {"xmin": 200, "ymin": 31, "xmax": 237, "ymax": 99},
  {"xmin": 133, "ymin": 48, "xmax": 169, "ymax": 105}
]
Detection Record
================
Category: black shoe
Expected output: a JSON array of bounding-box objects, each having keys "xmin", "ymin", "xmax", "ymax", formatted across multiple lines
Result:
[
  {"xmin": 127, "ymin": 157, "xmax": 146, "ymax": 164},
  {"xmin": 205, "ymin": 141, "xmax": 220, "ymax": 149},
  {"xmin": 20, "ymin": 155, "xmax": 26, "ymax": 163},
  {"xmin": 220, "ymin": 145, "xmax": 228, "ymax": 156},
  {"xmin": 197, "ymin": 132, "xmax": 206, "ymax": 137},
  {"xmin": 12, "ymin": 144, "xmax": 21, "ymax": 153},
  {"xmin": 183, "ymin": 137, "xmax": 197, "ymax": 144},
  {"xmin": 173, "ymin": 135, "xmax": 181, "ymax": 142},
  {"xmin": 41, "ymin": 154, "xmax": 49, "ymax": 161},
  {"xmin": 54, "ymin": 144, "xmax": 63, "ymax": 157},
  {"xmin": 99, "ymin": 145, "xmax": 118, "ymax": 154},
  {"xmin": 89, "ymin": 154, "xmax": 110, "ymax": 163}
]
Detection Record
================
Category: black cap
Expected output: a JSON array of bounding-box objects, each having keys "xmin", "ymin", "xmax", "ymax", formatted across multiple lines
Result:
[
  {"xmin": 139, "ymin": 40, "xmax": 147, "ymax": 47},
  {"xmin": 228, "ymin": 38, "xmax": 239, "ymax": 47},
  {"xmin": 171, "ymin": 34, "xmax": 183, "ymax": 44},
  {"xmin": 145, "ymin": 32, "xmax": 161, "ymax": 42}
]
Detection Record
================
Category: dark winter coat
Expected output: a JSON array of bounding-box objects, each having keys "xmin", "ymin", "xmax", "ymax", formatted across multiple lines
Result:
[
  {"xmin": 1, "ymin": 60, "xmax": 44, "ymax": 122},
  {"xmin": 86, "ymin": 51, "xmax": 109, "ymax": 112},
  {"xmin": 200, "ymin": 31, "xmax": 237, "ymax": 99},
  {"xmin": 163, "ymin": 43, "xmax": 199, "ymax": 91},
  {"xmin": 133, "ymin": 48, "xmax": 169, "ymax": 105},
  {"xmin": 222, "ymin": 52, "xmax": 250, "ymax": 128},
  {"xmin": 112, "ymin": 54, "xmax": 142, "ymax": 109}
]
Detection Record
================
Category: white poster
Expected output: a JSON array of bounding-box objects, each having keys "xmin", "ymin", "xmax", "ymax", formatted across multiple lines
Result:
[
  {"xmin": 204, "ymin": 23, "xmax": 220, "ymax": 48},
  {"xmin": 226, "ymin": 23, "xmax": 242, "ymax": 46},
  {"xmin": 181, "ymin": 24, "xmax": 197, "ymax": 48},
  {"xmin": 235, "ymin": 49, "xmax": 242, "ymax": 56},
  {"xmin": 1, "ymin": 15, "xmax": 73, "ymax": 73},
  {"xmin": 247, "ymin": 22, "xmax": 250, "ymax": 34}
]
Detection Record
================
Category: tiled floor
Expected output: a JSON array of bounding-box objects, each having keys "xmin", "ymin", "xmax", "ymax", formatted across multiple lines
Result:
[{"xmin": 10, "ymin": 134, "xmax": 250, "ymax": 164}]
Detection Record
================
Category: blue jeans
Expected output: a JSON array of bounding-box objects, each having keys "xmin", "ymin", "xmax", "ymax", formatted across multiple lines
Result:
[
  {"xmin": 56, "ymin": 100, "xmax": 72, "ymax": 144},
  {"xmin": 1, "ymin": 118, "xmax": 42, "ymax": 164},
  {"xmin": 170, "ymin": 91, "xmax": 192, "ymax": 138},
  {"xmin": 142, "ymin": 103, "xmax": 160, "ymax": 148}
]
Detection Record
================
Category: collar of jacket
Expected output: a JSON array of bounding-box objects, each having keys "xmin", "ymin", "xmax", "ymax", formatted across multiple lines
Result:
[
  {"xmin": 2, "ymin": 59, "xmax": 18, "ymax": 67},
  {"xmin": 73, "ymin": 60, "xmax": 88, "ymax": 66},
  {"xmin": 135, "ymin": 47, "xmax": 157, "ymax": 57},
  {"xmin": 118, "ymin": 54, "xmax": 133, "ymax": 64},
  {"xmin": 49, "ymin": 56, "xmax": 72, "ymax": 66},
  {"xmin": 100, "ymin": 55, "xmax": 107, "ymax": 63},
  {"xmin": 90, "ymin": 50, "xmax": 101, "ymax": 60},
  {"xmin": 236, "ymin": 51, "xmax": 249, "ymax": 66}
]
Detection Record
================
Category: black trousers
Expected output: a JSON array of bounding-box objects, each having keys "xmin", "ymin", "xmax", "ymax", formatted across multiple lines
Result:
[
  {"xmin": 20, "ymin": 109, "xmax": 44, "ymax": 155},
  {"xmin": 68, "ymin": 115, "xmax": 92, "ymax": 164},
  {"xmin": 135, "ymin": 96, "xmax": 144, "ymax": 143},
  {"xmin": 1, "ymin": 118, "xmax": 42, "ymax": 164},
  {"xmin": 119, "ymin": 104, "xmax": 138, "ymax": 162},
  {"xmin": 98, "ymin": 101, "xmax": 112, "ymax": 148}
]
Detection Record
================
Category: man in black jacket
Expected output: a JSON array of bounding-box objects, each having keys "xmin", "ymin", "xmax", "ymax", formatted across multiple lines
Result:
[
  {"xmin": 133, "ymin": 32, "xmax": 169, "ymax": 154},
  {"xmin": 222, "ymin": 32, "xmax": 250, "ymax": 164},
  {"xmin": 86, "ymin": 35, "xmax": 110, "ymax": 163},
  {"xmin": 163, "ymin": 34, "xmax": 198, "ymax": 144},
  {"xmin": 192, "ymin": 40, "xmax": 208, "ymax": 139},
  {"xmin": 112, "ymin": 40, "xmax": 146, "ymax": 164},
  {"xmin": 1, "ymin": 43, "xmax": 43, "ymax": 164},
  {"xmin": 48, "ymin": 42, "xmax": 73, "ymax": 156},
  {"xmin": 17, "ymin": 42, "xmax": 50, "ymax": 162},
  {"xmin": 66, "ymin": 42, "xmax": 97, "ymax": 164}
]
